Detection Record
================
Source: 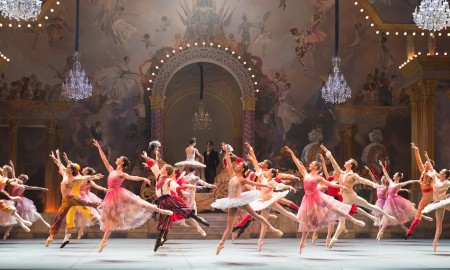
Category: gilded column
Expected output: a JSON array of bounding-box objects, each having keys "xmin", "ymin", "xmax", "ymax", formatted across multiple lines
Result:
[
  {"xmin": 44, "ymin": 120, "xmax": 58, "ymax": 213},
  {"xmin": 242, "ymin": 96, "xmax": 257, "ymax": 157},
  {"xmin": 407, "ymin": 85, "xmax": 425, "ymax": 180},
  {"xmin": 8, "ymin": 120, "xmax": 18, "ymax": 166},
  {"xmin": 149, "ymin": 95, "xmax": 165, "ymax": 155}
]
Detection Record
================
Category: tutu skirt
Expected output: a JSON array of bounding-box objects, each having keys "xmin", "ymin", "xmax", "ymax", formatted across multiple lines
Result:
[
  {"xmin": 381, "ymin": 195, "xmax": 416, "ymax": 226},
  {"xmin": 422, "ymin": 197, "xmax": 450, "ymax": 214},
  {"xmin": 372, "ymin": 198, "xmax": 386, "ymax": 226},
  {"xmin": 250, "ymin": 190, "xmax": 289, "ymax": 211},
  {"xmin": 174, "ymin": 160, "xmax": 206, "ymax": 168},
  {"xmin": 77, "ymin": 192, "xmax": 102, "ymax": 227},
  {"xmin": 15, "ymin": 197, "xmax": 38, "ymax": 223},
  {"xmin": 211, "ymin": 190, "xmax": 261, "ymax": 210},
  {"xmin": 0, "ymin": 200, "xmax": 17, "ymax": 227},
  {"xmin": 99, "ymin": 187, "xmax": 152, "ymax": 231},
  {"xmin": 297, "ymin": 191, "xmax": 352, "ymax": 232}
]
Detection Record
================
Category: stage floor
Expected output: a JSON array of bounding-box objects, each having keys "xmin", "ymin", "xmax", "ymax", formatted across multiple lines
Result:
[{"xmin": 0, "ymin": 238, "xmax": 448, "ymax": 269}]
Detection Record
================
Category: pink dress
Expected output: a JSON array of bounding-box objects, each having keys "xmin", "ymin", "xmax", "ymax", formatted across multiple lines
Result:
[
  {"xmin": 99, "ymin": 171, "xmax": 152, "ymax": 231},
  {"xmin": 372, "ymin": 187, "xmax": 387, "ymax": 226},
  {"xmin": 11, "ymin": 186, "xmax": 38, "ymax": 223},
  {"xmin": 0, "ymin": 182, "xmax": 17, "ymax": 227},
  {"xmin": 76, "ymin": 181, "xmax": 102, "ymax": 227},
  {"xmin": 297, "ymin": 174, "xmax": 353, "ymax": 232},
  {"xmin": 381, "ymin": 183, "xmax": 416, "ymax": 226}
]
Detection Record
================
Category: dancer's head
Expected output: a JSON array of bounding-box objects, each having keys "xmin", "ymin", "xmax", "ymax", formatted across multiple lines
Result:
[
  {"xmin": 308, "ymin": 161, "xmax": 322, "ymax": 172},
  {"xmin": 188, "ymin": 167, "xmax": 196, "ymax": 173},
  {"xmin": 115, "ymin": 156, "xmax": 130, "ymax": 169},
  {"xmin": 18, "ymin": 174, "xmax": 29, "ymax": 183},
  {"xmin": 161, "ymin": 164, "xmax": 174, "ymax": 176},
  {"xmin": 189, "ymin": 137, "xmax": 196, "ymax": 146},
  {"xmin": 439, "ymin": 169, "xmax": 450, "ymax": 180},
  {"xmin": 259, "ymin": 159, "xmax": 272, "ymax": 170},
  {"xmin": 265, "ymin": 168, "xmax": 278, "ymax": 179},
  {"xmin": 206, "ymin": 141, "xmax": 214, "ymax": 150},
  {"xmin": 393, "ymin": 172, "xmax": 404, "ymax": 182},
  {"xmin": 424, "ymin": 159, "xmax": 435, "ymax": 171},
  {"xmin": 66, "ymin": 163, "xmax": 79, "ymax": 176},
  {"xmin": 1, "ymin": 165, "xmax": 13, "ymax": 178},
  {"xmin": 234, "ymin": 157, "xmax": 248, "ymax": 176},
  {"xmin": 148, "ymin": 140, "xmax": 161, "ymax": 152},
  {"xmin": 344, "ymin": 158, "xmax": 358, "ymax": 171},
  {"xmin": 82, "ymin": 167, "xmax": 96, "ymax": 176}
]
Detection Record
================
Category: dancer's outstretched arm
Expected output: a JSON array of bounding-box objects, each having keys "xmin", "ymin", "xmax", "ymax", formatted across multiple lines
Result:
[
  {"xmin": 318, "ymin": 176, "xmax": 350, "ymax": 192},
  {"xmin": 89, "ymin": 181, "xmax": 108, "ymax": 192},
  {"xmin": 9, "ymin": 181, "xmax": 48, "ymax": 192},
  {"xmin": 411, "ymin": 142, "xmax": 424, "ymax": 172},
  {"xmin": 398, "ymin": 180, "xmax": 420, "ymax": 188},
  {"xmin": 141, "ymin": 151, "xmax": 161, "ymax": 179},
  {"xmin": 319, "ymin": 154, "xmax": 330, "ymax": 180},
  {"xmin": 321, "ymin": 145, "xmax": 343, "ymax": 177},
  {"xmin": 424, "ymin": 151, "xmax": 434, "ymax": 170},
  {"xmin": 285, "ymin": 146, "xmax": 307, "ymax": 177},
  {"xmin": 354, "ymin": 173, "xmax": 381, "ymax": 189},
  {"xmin": 122, "ymin": 173, "xmax": 151, "ymax": 186},
  {"xmin": 221, "ymin": 143, "xmax": 235, "ymax": 178},
  {"xmin": 365, "ymin": 165, "xmax": 379, "ymax": 184},
  {"xmin": 93, "ymin": 139, "xmax": 113, "ymax": 173},
  {"xmin": 9, "ymin": 160, "xmax": 16, "ymax": 178},
  {"xmin": 378, "ymin": 161, "xmax": 394, "ymax": 185}
]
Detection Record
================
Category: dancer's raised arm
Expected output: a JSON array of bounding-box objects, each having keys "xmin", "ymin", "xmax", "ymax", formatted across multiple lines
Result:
[
  {"xmin": 321, "ymin": 145, "xmax": 342, "ymax": 177},
  {"xmin": 245, "ymin": 142, "xmax": 261, "ymax": 172},
  {"xmin": 424, "ymin": 151, "xmax": 434, "ymax": 170},
  {"xmin": 411, "ymin": 142, "xmax": 425, "ymax": 172},
  {"xmin": 319, "ymin": 154, "xmax": 330, "ymax": 180},
  {"xmin": 285, "ymin": 146, "xmax": 307, "ymax": 177},
  {"xmin": 378, "ymin": 160, "xmax": 394, "ymax": 185},
  {"xmin": 221, "ymin": 142, "xmax": 235, "ymax": 178},
  {"xmin": 49, "ymin": 150, "xmax": 65, "ymax": 177},
  {"xmin": 93, "ymin": 139, "xmax": 113, "ymax": 173}
]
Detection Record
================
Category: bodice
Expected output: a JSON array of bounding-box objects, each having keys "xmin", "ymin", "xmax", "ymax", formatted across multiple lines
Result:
[
  {"xmin": 228, "ymin": 177, "xmax": 242, "ymax": 198},
  {"xmin": 12, "ymin": 186, "xmax": 25, "ymax": 197},
  {"xmin": 327, "ymin": 177, "xmax": 340, "ymax": 196},
  {"xmin": 107, "ymin": 171, "xmax": 124, "ymax": 189},
  {"xmin": 80, "ymin": 181, "xmax": 91, "ymax": 195},
  {"xmin": 387, "ymin": 184, "xmax": 400, "ymax": 198},
  {"xmin": 377, "ymin": 187, "xmax": 388, "ymax": 200},
  {"xmin": 303, "ymin": 174, "xmax": 319, "ymax": 195},
  {"xmin": 433, "ymin": 180, "xmax": 450, "ymax": 201},
  {"xmin": 186, "ymin": 153, "xmax": 196, "ymax": 161}
]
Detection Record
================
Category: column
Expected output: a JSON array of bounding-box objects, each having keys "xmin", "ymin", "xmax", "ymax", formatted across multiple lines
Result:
[
  {"xmin": 149, "ymin": 95, "xmax": 165, "ymax": 156},
  {"xmin": 420, "ymin": 80, "xmax": 438, "ymax": 160},
  {"xmin": 8, "ymin": 120, "xmax": 18, "ymax": 166},
  {"xmin": 338, "ymin": 124, "xmax": 356, "ymax": 165},
  {"xmin": 44, "ymin": 120, "xmax": 58, "ymax": 213},
  {"xmin": 241, "ymin": 96, "xmax": 257, "ymax": 157}
]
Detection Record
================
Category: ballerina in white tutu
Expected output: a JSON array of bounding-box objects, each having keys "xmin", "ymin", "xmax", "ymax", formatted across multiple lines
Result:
[
  {"xmin": 212, "ymin": 143, "xmax": 283, "ymax": 255},
  {"xmin": 174, "ymin": 138, "xmax": 206, "ymax": 168},
  {"xmin": 246, "ymin": 143, "xmax": 298, "ymax": 252}
]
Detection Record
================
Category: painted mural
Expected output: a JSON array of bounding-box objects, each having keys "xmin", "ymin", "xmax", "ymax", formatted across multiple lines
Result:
[{"xmin": 1, "ymin": 0, "xmax": 448, "ymax": 197}]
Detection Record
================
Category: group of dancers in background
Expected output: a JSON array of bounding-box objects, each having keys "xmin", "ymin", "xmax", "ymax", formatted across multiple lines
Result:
[{"xmin": 1, "ymin": 137, "xmax": 449, "ymax": 254}]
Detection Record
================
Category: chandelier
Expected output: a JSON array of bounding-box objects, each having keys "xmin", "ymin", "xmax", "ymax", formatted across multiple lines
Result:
[
  {"xmin": 321, "ymin": 0, "xmax": 351, "ymax": 104},
  {"xmin": 321, "ymin": 57, "xmax": 351, "ymax": 104},
  {"xmin": 413, "ymin": 0, "xmax": 450, "ymax": 31},
  {"xmin": 0, "ymin": 0, "xmax": 42, "ymax": 21},
  {"xmin": 192, "ymin": 63, "xmax": 212, "ymax": 130},
  {"xmin": 62, "ymin": 51, "xmax": 92, "ymax": 100},
  {"xmin": 192, "ymin": 101, "xmax": 212, "ymax": 130},
  {"xmin": 62, "ymin": 0, "xmax": 92, "ymax": 101}
]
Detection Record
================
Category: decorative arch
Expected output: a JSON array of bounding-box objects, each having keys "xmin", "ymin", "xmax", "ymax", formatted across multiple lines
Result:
[{"xmin": 149, "ymin": 46, "xmax": 256, "ymax": 157}]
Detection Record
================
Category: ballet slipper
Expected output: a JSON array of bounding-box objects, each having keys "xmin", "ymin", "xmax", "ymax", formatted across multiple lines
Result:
[
  {"xmin": 197, "ymin": 228, "xmax": 206, "ymax": 237},
  {"xmin": 328, "ymin": 237, "xmax": 338, "ymax": 249},
  {"xmin": 257, "ymin": 240, "xmax": 263, "ymax": 252},
  {"xmin": 299, "ymin": 242, "xmax": 306, "ymax": 254},
  {"xmin": 19, "ymin": 223, "xmax": 30, "ymax": 233},
  {"xmin": 231, "ymin": 231, "xmax": 238, "ymax": 242},
  {"xmin": 422, "ymin": 215, "xmax": 433, "ymax": 222},
  {"xmin": 271, "ymin": 228, "xmax": 283, "ymax": 237},
  {"xmin": 325, "ymin": 237, "xmax": 331, "ymax": 247},
  {"xmin": 98, "ymin": 240, "xmax": 107, "ymax": 253},
  {"xmin": 311, "ymin": 232, "xmax": 318, "ymax": 245},
  {"xmin": 216, "ymin": 243, "xmax": 224, "ymax": 255},
  {"xmin": 376, "ymin": 231, "xmax": 383, "ymax": 241},
  {"xmin": 77, "ymin": 231, "xmax": 84, "ymax": 240},
  {"xmin": 3, "ymin": 232, "xmax": 9, "ymax": 240},
  {"xmin": 45, "ymin": 237, "xmax": 53, "ymax": 248},
  {"xmin": 433, "ymin": 241, "xmax": 438, "ymax": 252},
  {"xmin": 60, "ymin": 241, "xmax": 69, "ymax": 248}
]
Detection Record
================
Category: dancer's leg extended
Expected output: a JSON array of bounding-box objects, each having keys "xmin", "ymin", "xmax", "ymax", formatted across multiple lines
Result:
[
  {"xmin": 217, "ymin": 208, "xmax": 238, "ymax": 255},
  {"xmin": 238, "ymin": 204, "xmax": 283, "ymax": 236}
]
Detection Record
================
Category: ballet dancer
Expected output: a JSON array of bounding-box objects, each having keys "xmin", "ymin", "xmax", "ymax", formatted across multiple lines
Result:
[
  {"xmin": 285, "ymin": 146, "xmax": 365, "ymax": 254},
  {"xmin": 174, "ymin": 138, "xmax": 206, "ymax": 168},
  {"xmin": 182, "ymin": 167, "xmax": 216, "ymax": 215}
]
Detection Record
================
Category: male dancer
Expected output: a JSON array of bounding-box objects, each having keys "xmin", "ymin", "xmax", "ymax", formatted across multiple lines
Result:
[{"xmin": 321, "ymin": 145, "xmax": 396, "ymax": 248}]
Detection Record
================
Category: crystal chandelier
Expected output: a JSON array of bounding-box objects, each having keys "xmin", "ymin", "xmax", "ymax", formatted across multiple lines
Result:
[
  {"xmin": 62, "ymin": 0, "xmax": 92, "ymax": 101},
  {"xmin": 0, "ymin": 0, "xmax": 42, "ymax": 21},
  {"xmin": 321, "ymin": 57, "xmax": 351, "ymax": 104},
  {"xmin": 192, "ymin": 101, "xmax": 212, "ymax": 130},
  {"xmin": 321, "ymin": 0, "xmax": 351, "ymax": 104},
  {"xmin": 413, "ymin": 0, "xmax": 450, "ymax": 31},
  {"xmin": 62, "ymin": 51, "xmax": 92, "ymax": 100}
]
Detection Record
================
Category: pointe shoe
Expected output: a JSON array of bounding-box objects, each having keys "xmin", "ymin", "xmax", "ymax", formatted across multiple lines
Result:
[
  {"xmin": 20, "ymin": 223, "xmax": 30, "ymax": 233},
  {"xmin": 423, "ymin": 215, "xmax": 433, "ymax": 222},
  {"xmin": 433, "ymin": 242, "xmax": 438, "ymax": 252},
  {"xmin": 325, "ymin": 237, "xmax": 331, "ymax": 247},
  {"xmin": 216, "ymin": 243, "xmax": 224, "ymax": 255},
  {"xmin": 299, "ymin": 242, "xmax": 306, "ymax": 254},
  {"xmin": 45, "ymin": 238, "xmax": 53, "ymax": 248},
  {"xmin": 257, "ymin": 240, "xmax": 263, "ymax": 252},
  {"xmin": 376, "ymin": 231, "xmax": 383, "ymax": 241},
  {"xmin": 22, "ymin": 220, "xmax": 32, "ymax": 227},
  {"xmin": 368, "ymin": 215, "xmax": 378, "ymax": 222},
  {"xmin": 198, "ymin": 228, "xmax": 206, "ymax": 237},
  {"xmin": 60, "ymin": 241, "xmax": 69, "ymax": 248},
  {"xmin": 77, "ymin": 231, "xmax": 84, "ymax": 240},
  {"xmin": 311, "ymin": 232, "xmax": 318, "ymax": 245},
  {"xmin": 98, "ymin": 241, "xmax": 107, "ymax": 253},
  {"xmin": 354, "ymin": 220, "xmax": 365, "ymax": 227},
  {"xmin": 404, "ymin": 233, "xmax": 412, "ymax": 240},
  {"xmin": 328, "ymin": 237, "xmax": 338, "ymax": 249},
  {"xmin": 272, "ymin": 229, "xmax": 283, "ymax": 237}
]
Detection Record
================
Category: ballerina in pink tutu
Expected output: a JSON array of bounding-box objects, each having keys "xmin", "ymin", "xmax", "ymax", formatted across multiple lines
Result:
[
  {"xmin": 376, "ymin": 160, "xmax": 432, "ymax": 241},
  {"xmin": 92, "ymin": 139, "xmax": 173, "ymax": 253},
  {"xmin": 212, "ymin": 143, "xmax": 283, "ymax": 255},
  {"xmin": 3, "ymin": 173, "xmax": 49, "ymax": 239},
  {"xmin": 285, "ymin": 146, "xmax": 365, "ymax": 254},
  {"xmin": 365, "ymin": 165, "xmax": 388, "ymax": 226}
]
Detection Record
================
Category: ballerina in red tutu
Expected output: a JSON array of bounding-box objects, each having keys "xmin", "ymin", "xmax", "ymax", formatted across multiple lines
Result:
[{"xmin": 92, "ymin": 139, "xmax": 173, "ymax": 253}]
